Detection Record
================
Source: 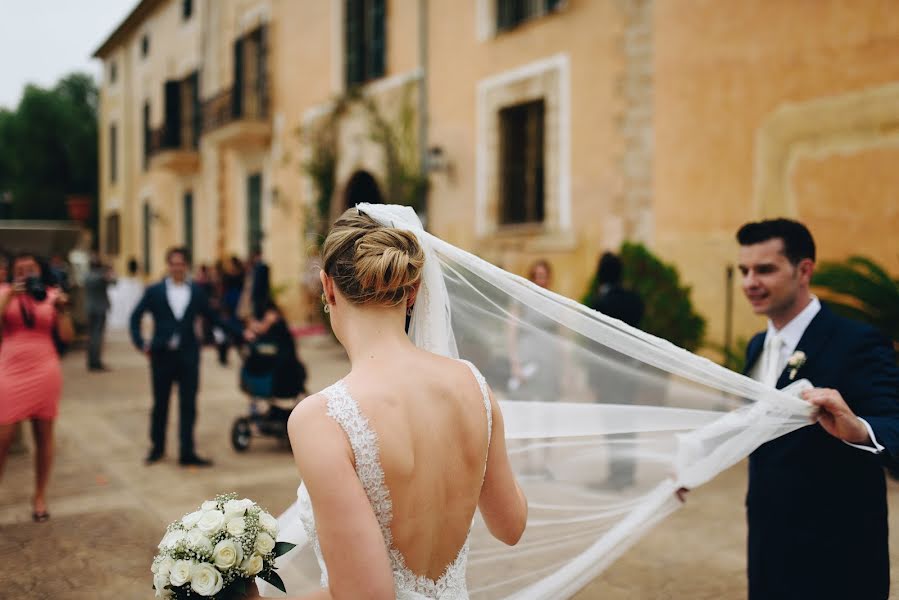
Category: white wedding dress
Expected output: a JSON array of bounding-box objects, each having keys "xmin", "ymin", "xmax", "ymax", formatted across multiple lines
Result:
[
  {"xmin": 260, "ymin": 203, "xmax": 816, "ymax": 599},
  {"xmin": 295, "ymin": 360, "xmax": 492, "ymax": 600}
]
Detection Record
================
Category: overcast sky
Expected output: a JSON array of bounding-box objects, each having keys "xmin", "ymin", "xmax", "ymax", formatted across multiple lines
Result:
[{"xmin": 0, "ymin": 0, "xmax": 136, "ymax": 109}]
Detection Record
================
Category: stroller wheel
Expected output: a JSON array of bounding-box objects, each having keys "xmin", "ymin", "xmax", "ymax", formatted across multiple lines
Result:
[{"xmin": 231, "ymin": 417, "xmax": 252, "ymax": 452}]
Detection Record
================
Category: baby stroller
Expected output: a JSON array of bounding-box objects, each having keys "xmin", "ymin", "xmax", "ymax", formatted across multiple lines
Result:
[{"xmin": 231, "ymin": 321, "xmax": 307, "ymax": 452}]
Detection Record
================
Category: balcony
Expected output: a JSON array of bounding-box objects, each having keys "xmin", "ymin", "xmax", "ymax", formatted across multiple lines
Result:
[
  {"xmin": 201, "ymin": 80, "xmax": 271, "ymax": 149},
  {"xmin": 202, "ymin": 25, "xmax": 271, "ymax": 149},
  {"xmin": 148, "ymin": 73, "xmax": 201, "ymax": 175},
  {"xmin": 148, "ymin": 124, "xmax": 200, "ymax": 175}
]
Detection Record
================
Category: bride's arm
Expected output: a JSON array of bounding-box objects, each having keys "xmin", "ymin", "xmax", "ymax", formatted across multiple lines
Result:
[
  {"xmin": 287, "ymin": 396, "xmax": 395, "ymax": 600},
  {"xmin": 478, "ymin": 386, "xmax": 528, "ymax": 545}
]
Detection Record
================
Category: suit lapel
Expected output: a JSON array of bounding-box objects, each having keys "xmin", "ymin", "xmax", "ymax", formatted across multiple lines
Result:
[
  {"xmin": 158, "ymin": 281, "xmax": 177, "ymax": 321},
  {"xmin": 744, "ymin": 334, "xmax": 765, "ymax": 376},
  {"xmin": 774, "ymin": 305, "xmax": 836, "ymax": 389}
]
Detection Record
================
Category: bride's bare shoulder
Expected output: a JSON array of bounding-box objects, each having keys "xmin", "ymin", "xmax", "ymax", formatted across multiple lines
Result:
[{"xmin": 287, "ymin": 392, "xmax": 330, "ymax": 433}]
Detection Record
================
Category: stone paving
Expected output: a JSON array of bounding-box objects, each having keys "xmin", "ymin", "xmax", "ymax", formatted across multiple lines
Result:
[{"xmin": 2, "ymin": 331, "xmax": 898, "ymax": 599}]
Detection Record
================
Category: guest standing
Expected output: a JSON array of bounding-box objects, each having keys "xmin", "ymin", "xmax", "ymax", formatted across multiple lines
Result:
[{"xmin": 0, "ymin": 253, "xmax": 74, "ymax": 521}]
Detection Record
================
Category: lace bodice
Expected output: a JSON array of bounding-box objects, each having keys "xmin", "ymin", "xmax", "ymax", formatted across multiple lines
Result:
[{"xmin": 296, "ymin": 360, "xmax": 492, "ymax": 600}]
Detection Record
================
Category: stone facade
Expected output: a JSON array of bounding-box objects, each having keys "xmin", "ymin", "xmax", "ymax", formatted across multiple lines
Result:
[{"xmin": 96, "ymin": 0, "xmax": 898, "ymax": 348}]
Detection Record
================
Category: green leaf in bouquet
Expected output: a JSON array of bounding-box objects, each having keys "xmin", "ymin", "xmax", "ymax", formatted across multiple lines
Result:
[
  {"xmin": 273, "ymin": 541, "xmax": 297, "ymax": 558},
  {"xmin": 261, "ymin": 570, "xmax": 288, "ymax": 593}
]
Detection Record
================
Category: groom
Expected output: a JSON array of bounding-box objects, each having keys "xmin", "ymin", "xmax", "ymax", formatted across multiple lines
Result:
[
  {"xmin": 130, "ymin": 247, "xmax": 245, "ymax": 467},
  {"xmin": 738, "ymin": 219, "xmax": 899, "ymax": 600}
]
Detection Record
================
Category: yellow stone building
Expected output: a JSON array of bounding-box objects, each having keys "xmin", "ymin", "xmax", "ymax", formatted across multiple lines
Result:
[{"xmin": 95, "ymin": 0, "xmax": 899, "ymax": 350}]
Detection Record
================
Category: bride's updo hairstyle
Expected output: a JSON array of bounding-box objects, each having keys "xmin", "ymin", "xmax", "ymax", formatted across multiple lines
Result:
[{"xmin": 322, "ymin": 207, "xmax": 425, "ymax": 307}]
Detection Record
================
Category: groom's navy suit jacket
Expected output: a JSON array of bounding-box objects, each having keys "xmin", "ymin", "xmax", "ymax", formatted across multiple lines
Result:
[
  {"xmin": 129, "ymin": 280, "xmax": 237, "ymax": 357},
  {"xmin": 744, "ymin": 304, "xmax": 899, "ymax": 600}
]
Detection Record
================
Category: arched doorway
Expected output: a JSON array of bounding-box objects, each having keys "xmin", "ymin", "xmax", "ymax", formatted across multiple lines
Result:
[{"xmin": 343, "ymin": 170, "xmax": 384, "ymax": 209}]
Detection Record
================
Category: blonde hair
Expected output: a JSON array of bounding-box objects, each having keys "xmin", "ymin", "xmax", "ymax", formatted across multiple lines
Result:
[{"xmin": 321, "ymin": 208, "xmax": 425, "ymax": 306}]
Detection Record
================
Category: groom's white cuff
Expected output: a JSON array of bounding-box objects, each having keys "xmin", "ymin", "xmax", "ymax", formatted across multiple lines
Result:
[{"xmin": 844, "ymin": 418, "xmax": 884, "ymax": 454}]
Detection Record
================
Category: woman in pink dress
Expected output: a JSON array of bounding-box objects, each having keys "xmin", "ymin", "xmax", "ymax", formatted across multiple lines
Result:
[{"xmin": 0, "ymin": 253, "xmax": 74, "ymax": 521}]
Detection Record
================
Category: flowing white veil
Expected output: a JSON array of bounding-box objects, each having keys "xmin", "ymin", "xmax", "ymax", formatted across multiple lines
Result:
[{"xmin": 260, "ymin": 204, "xmax": 814, "ymax": 599}]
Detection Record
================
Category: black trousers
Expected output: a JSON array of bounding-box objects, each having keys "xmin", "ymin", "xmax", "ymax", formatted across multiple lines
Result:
[
  {"xmin": 149, "ymin": 349, "xmax": 200, "ymax": 458},
  {"xmin": 87, "ymin": 311, "xmax": 106, "ymax": 368}
]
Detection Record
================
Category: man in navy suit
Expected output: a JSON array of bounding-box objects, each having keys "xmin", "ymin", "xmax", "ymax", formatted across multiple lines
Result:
[
  {"xmin": 738, "ymin": 219, "xmax": 899, "ymax": 600},
  {"xmin": 130, "ymin": 247, "xmax": 244, "ymax": 467}
]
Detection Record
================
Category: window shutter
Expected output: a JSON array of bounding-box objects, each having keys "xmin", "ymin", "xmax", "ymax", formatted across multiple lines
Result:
[
  {"xmin": 143, "ymin": 103, "xmax": 151, "ymax": 170},
  {"xmin": 183, "ymin": 192, "xmax": 194, "ymax": 257},
  {"xmin": 164, "ymin": 80, "xmax": 181, "ymax": 147},
  {"xmin": 189, "ymin": 72, "xmax": 201, "ymax": 147},
  {"xmin": 233, "ymin": 37, "xmax": 245, "ymax": 118},
  {"xmin": 345, "ymin": 0, "xmax": 363, "ymax": 87},
  {"xmin": 109, "ymin": 124, "xmax": 117, "ymax": 183},
  {"xmin": 369, "ymin": 0, "xmax": 386, "ymax": 79},
  {"xmin": 257, "ymin": 26, "xmax": 269, "ymax": 117}
]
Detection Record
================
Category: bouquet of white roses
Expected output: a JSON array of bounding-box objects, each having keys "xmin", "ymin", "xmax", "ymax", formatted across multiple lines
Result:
[{"xmin": 152, "ymin": 493, "xmax": 295, "ymax": 599}]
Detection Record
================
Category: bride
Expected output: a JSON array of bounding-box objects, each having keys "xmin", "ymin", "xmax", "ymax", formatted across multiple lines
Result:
[
  {"xmin": 247, "ymin": 207, "xmax": 527, "ymax": 600},
  {"xmin": 244, "ymin": 203, "xmax": 818, "ymax": 599}
]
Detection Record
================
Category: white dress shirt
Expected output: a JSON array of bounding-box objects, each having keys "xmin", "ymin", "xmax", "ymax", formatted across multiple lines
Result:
[
  {"xmin": 165, "ymin": 278, "xmax": 192, "ymax": 321},
  {"xmin": 751, "ymin": 296, "xmax": 883, "ymax": 454}
]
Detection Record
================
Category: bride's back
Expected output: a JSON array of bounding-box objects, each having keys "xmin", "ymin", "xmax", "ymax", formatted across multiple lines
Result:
[
  {"xmin": 345, "ymin": 349, "xmax": 490, "ymax": 581},
  {"xmin": 292, "ymin": 207, "xmax": 526, "ymax": 597}
]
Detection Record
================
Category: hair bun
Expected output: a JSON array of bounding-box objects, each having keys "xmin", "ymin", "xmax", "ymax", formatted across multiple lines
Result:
[
  {"xmin": 354, "ymin": 228, "xmax": 424, "ymax": 300},
  {"xmin": 321, "ymin": 208, "xmax": 425, "ymax": 306}
]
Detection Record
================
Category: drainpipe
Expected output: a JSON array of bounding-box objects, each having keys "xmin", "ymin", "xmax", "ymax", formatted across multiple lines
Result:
[{"xmin": 418, "ymin": 0, "xmax": 429, "ymax": 225}]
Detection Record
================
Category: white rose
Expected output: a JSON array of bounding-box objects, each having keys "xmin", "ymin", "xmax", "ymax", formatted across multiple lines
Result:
[
  {"xmin": 226, "ymin": 515, "xmax": 247, "ymax": 537},
  {"xmin": 223, "ymin": 499, "xmax": 248, "ymax": 520},
  {"xmin": 201, "ymin": 500, "xmax": 218, "ymax": 511},
  {"xmin": 153, "ymin": 572, "xmax": 171, "ymax": 598},
  {"xmin": 241, "ymin": 552, "xmax": 264, "ymax": 576},
  {"xmin": 154, "ymin": 556, "xmax": 175, "ymax": 578},
  {"xmin": 168, "ymin": 559, "xmax": 193, "ymax": 587},
  {"xmin": 159, "ymin": 529, "xmax": 186, "ymax": 550},
  {"xmin": 258, "ymin": 512, "xmax": 278, "ymax": 536},
  {"xmin": 212, "ymin": 538, "xmax": 244, "ymax": 571},
  {"xmin": 187, "ymin": 529, "xmax": 213, "ymax": 555},
  {"xmin": 196, "ymin": 510, "xmax": 225, "ymax": 536},
  {"xmin": 190, "ymin": 562, "xmax": 224, "ymax": 597},
  {"xmin": 181, "ymin": 510, "xmax": 204, "ymax": 528},
  {"xmin": 255, "ymin": 531, "xmax": 275, "ymax": 554}
]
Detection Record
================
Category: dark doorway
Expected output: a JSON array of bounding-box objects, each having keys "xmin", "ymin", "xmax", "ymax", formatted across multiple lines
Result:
[{"xmin": 343, "ymin": 170, "xmax": 384, "ymax": 209}]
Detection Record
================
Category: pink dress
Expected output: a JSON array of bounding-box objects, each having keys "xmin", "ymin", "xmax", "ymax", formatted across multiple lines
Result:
[{"xmin": 0, "ymin": 284, "xmax": 63, "ymax": 424}]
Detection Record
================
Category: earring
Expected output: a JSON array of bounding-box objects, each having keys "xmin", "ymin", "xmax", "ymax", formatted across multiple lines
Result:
[
  {"xmin": 407, "ymin": 306, "xmax": 413, "ymax": 317},
  {"xmin": 322, "ymin": 293, "xmax": 331, "ymax": 313},
  {"xmin": 324, "ymin": 304, "xmax": 330, "ymax": 314}
]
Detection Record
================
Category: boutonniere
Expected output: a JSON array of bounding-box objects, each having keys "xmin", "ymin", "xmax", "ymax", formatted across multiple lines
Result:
[{"xmin": 787, "ymin": 351, "xmax": 807, "ymax": 380}]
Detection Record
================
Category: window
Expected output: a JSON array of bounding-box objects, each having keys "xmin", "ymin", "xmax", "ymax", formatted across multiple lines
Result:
[
  {"xmin": 143, "ymin": 202, "xmax": 152, "ymax": 274},
  {"xmin": 233, "ymin": 27, "xmax": 268, "ymax": 120},
  {"xmin": 247, "ymin": 173, "xmax": 263, "ymax": 251},
  {"xmin": 496, "ymin": 0, "xmax": 563, "ymax": 32},
  {"xmin": 499, "ymin": 99, "xmax": 545, "ymax": 225},
  {"xmin": 109, "ymin": 123, "xmax": 118, "ymax": 183},
  {"xmin": 141, "ymin": 34, "xmax": 150, "ymax": 58},
  {"xmin": 142, "ymin": 102, "xmax": 150, "ymax": 170},
  {"xmin": 108, "ymin": 61, "xmax": 117, "ymax": 84},
  {"xmin": 182, "ymin": 0, "xmax": 193, "ymax": 20},
  {"xmin": 105, "ymin": 212, "xmax": 121, "ymax": 256},
  {"xmin": 183, "ymin": 192, "xmax": 194, "ymax": 257},
  {"xmin": 345, "ymin": 0, "xmax": 386, "ymax": 88}
]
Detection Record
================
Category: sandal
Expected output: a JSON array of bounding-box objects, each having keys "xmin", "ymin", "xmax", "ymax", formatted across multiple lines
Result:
[{"xmin": 32, "ymin": 511, "xmax": 50, "ymax": 523}]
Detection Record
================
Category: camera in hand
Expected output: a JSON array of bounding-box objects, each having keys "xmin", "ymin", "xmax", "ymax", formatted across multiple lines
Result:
[{"xmin": 24, "ymin": 276, "xmax": 47, "ymax": 301}]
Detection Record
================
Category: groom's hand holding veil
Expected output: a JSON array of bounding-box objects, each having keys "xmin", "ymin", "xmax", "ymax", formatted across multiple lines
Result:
[{"xmin": 801, "ymin": 387, "xmax": 873, "ymax": 445}]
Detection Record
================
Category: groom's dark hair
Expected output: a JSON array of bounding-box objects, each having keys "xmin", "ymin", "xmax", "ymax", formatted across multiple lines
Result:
[{"xmin": 736, "ymin": 219, "xmax": 816, "ymax": 265}]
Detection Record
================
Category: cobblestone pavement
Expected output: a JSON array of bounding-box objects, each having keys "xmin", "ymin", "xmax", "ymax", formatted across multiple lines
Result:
[{"xmin": 2, "ymin": 332, "xmax": 898, "ymax": 599}]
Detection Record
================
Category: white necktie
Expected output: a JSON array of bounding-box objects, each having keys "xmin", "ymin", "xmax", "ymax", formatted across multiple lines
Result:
[{"xmin": 762, "ymin": 334, "xmax": 784, "ymax": 387}]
